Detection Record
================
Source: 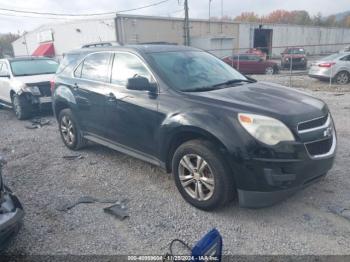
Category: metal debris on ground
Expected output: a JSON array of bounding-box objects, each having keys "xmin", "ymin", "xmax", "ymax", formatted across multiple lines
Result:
[
  {"xmin": 62, "ymin": 154, "xmax": 85, "ymax": 160},
  {"xmin": 56, "ymin": 196, "xmax": 120, "ymax": 212},
  {"xmin": 104, "ymin": 203, "xmax": 129, "ymax": 220},
  {"xmin": 328, "ymin": 205, "xmax": 350, "ymax": 221},
  {"xmin": 25, "ymin": 118, "xmax": 51, "ymax": 129}
]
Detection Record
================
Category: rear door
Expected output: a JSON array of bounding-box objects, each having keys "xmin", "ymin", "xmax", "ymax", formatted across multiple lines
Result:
[
  {"xmin": 104, "ymin": 52, "xmax": 159, "ymax": 157},
  {"xmin": 235, "ymin": 55, "xmax": 250, "ymax": 74},
  {"xmin": 72, "ymin": 52, "xmax": 113, "ymax": 137}
]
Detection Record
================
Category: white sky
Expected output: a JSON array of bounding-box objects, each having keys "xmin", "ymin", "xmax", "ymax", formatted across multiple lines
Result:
[{"xmin": 0, "ymin": 0, "xmax": 349, "ymax": 33}]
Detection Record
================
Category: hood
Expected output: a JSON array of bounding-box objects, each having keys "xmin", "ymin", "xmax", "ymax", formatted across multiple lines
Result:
[
  {"xmin": 184, "ymin": 82, "xmax": 327, "ymax": 126},
  {"xmin": 283, "ymin": 54, "xmax": 306, "ymax": 58},
  {"xmin": 13, "ymin": 74, "xmax": 55, "ymax": 84}
]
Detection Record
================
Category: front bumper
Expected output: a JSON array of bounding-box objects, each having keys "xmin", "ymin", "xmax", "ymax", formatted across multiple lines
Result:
[
  {"xmin": 234, "ymin": 124, "xmax": 336, "ymax": 208},
  {"xmin": 0, "ymin": 190, "xmax": 24, "ymax": 251}
]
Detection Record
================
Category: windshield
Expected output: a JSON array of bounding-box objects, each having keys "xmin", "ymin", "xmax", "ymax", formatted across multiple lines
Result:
[
  {"xmin": 10, "ymin": 59, "xmax": 59, "ymax": 76},
  {"xmin": 287, "ymin": 48, "xmax": 305, "ymax": 54},
  {"xmin": 148, "ymin": 51, "xmax": 248, "ymax": 92}
]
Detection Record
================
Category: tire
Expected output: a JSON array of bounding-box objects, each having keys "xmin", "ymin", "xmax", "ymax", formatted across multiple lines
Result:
[
  {"xmin": 265, "ymin": 66, "xmax": 274, "ymax": 75},
  {"xmin": 12, "ymin": 94, "xmax": 32, "ymax": 120},
  {"xmin": 58, "ymin": 108, "xmax": 87, "ymax": 150},
  {"xmin": 172, "ymin": 139, "xmax": 235, "ymax": 210},
  {"xmin": 334, "ymin": 71, "xmax": 350, "ymax": 85}
]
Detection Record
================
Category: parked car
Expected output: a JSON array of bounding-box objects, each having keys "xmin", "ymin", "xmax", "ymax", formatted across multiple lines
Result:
[
  {"xmin": 222, "ymin": 54, "xmax": 278, "ymax": 75},
  {"xmin": 308, "ymin": 53, "xmax": 350, "ymax": 85},
  {"xmin": 245, "ymin": 48, "xmax": 267, "ymax": 60},
  {"xmin": 0, "ymin": 57, "xmax": 59, "ymax": 119},
  {"xmin": 0, "ymin": 156, "xmax": 24, "ymax": 251},
  {"xmin": 339, "ymin": 45, "xmax": 350, "ymax": 53},
  {"xmin": 281, "ymin": 47, "xmax": 307, "ymax": 69},
  {"xmin": 52, "ymin": 45, "xmax": 336, "ymax": 210}
]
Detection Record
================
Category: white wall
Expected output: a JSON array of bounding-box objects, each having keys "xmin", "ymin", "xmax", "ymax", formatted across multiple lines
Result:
[
  {"xmin": 12, "ymin": 18, "xmax": 116, "ymax": 58},
  {"xmin": 238, "ymin": 23, "xmax": 350, "ymax": 57}
]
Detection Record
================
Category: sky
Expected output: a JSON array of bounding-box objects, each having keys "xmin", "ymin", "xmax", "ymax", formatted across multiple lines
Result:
[{"xmin": 0, "ymin": 0, "xmax": 349, "ymax": 34}]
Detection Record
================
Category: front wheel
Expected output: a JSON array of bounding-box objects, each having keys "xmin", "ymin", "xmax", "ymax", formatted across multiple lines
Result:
[
  {"xmin": 58, "ymin": 108, "xmax": 87, "ymax": 150},
  {"xmin": 172, "ymin": 140, "xmax": 235, "ymax": 210},
  {"xmin": 12, "ymin": 94, "xmax": 32, "ymax": 120}
]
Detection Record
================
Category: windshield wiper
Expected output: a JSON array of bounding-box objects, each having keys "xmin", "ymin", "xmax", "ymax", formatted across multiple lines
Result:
[
  {"xmin": 212, "ymin": 79, "xmax": 254, "ymax": 88},
  {"xmin": 182, "ymin": 86, "xmax": 221, "ymax": 92}
]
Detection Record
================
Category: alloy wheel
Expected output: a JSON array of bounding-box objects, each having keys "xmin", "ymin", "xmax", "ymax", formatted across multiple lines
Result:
[
  {"xmin": 178, "ymin": 154, "xmax": 215, "ymax": 201},
  {"xmin": 336, "ymin": 72, "xmax": 349, "ymax": 85},
  {"xmin": 60, "ymin": 115, "xmax": 75, "ymax": 146}
]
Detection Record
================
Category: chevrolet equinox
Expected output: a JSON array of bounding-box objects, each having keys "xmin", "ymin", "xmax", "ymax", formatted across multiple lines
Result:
[{"xmin": 52, "ymin": 45, "xmax": 336, "ymax": 210}]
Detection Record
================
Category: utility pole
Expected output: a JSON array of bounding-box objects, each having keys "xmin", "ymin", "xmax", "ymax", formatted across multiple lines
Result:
[
  {"xmin": 208, "ymin": 0, "xmax": 212, "ymax": 33},
  {"xmin": 184, "ymin": 0, "xmax": 190, "ymax": 46}
]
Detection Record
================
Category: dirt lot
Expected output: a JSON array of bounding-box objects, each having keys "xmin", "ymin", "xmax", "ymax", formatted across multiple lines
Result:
[{"xmin": 1, "ymin": 74, "xmax": 350, "ymax": 256}]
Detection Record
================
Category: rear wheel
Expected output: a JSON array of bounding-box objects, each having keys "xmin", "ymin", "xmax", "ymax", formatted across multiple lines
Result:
[
  {"xmin": 334, "ymin": 71, "xmax": 349, "ymax": 85},
  {"xmin": 58, "ymin": 108, "xmax": 87, "ymax": 150},
  {"xmin": 172, "ymin": 139, "xmax": 235, "ymax": 210},
  {"xmin": 12, "ymin": 94, "xmax": 32, "ymax": 120}
]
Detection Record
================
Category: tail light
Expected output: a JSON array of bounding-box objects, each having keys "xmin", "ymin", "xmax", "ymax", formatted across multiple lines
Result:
[
  {"xmin": 318, "ymin": 62, "xmax": 336, "ymax": 68},
  {"xmin": 50, "ymin": 79, "xmax": 55, "ymax": 93}
]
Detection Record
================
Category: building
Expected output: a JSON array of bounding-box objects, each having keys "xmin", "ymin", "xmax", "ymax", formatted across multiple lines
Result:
[{"xmin": 12, "ymin": 14, "xmax": 350, "ymax": 59}]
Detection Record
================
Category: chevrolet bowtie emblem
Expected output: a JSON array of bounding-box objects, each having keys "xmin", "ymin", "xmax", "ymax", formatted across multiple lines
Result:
[{"xmin": 323, "ymin": 126, "xmax": 332, "ymax": 137}]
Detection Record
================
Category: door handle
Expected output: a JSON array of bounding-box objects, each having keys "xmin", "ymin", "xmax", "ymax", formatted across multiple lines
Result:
[{"xmin": 107, "ymin": 92, "xmax": 117, "ymax": 102}]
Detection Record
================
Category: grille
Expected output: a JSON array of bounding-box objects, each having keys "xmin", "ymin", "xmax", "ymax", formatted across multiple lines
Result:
[
  {"xmin": 292, "ymin": 58, "xmax": 302, "ymax": 62},
  {"xmin": 27, "ymin": 82, "xmax": 51, "ymax": 97},
  {"xmin": 298, "ymin": 115, "xmax": 328, "ymax": 132},
  {"xmin": 305, "ymin": 136, "xmax": 333, "ymax": 156}
]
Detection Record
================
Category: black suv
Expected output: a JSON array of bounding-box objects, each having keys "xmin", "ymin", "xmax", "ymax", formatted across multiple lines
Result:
[{"xmin": 52, "ymin": 45, "xmax": 336, "ymax": 210}]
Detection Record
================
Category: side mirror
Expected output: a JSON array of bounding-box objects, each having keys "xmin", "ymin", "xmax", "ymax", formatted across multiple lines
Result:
[{"xmin": 126, "ymin": 77, "xmax": 157, "ymax": 92}]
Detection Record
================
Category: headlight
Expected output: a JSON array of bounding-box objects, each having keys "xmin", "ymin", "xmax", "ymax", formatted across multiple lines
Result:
[
  {"xmin": 285, "ymin": 57, "xmax": 289, "ymax": 61},
  {"xmin": 238, "ymin": 113, "xmax": 295, "ymax": 145},
  {"xmin": 22, "ymin": 85, "xmax": 41, "ymax": 96}
]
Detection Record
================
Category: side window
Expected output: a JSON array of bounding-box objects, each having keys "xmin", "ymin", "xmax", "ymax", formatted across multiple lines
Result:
[
  {"xmin": 80, "ymin": 52, "xmax": 111, "ymax": 82},
  {"xmin": 340, "ymin": 55, "xmax": 350, "ymax": 61},
  {"xmin": 111, "ymin": 53, "xmax": 153, "ymax": 86}
]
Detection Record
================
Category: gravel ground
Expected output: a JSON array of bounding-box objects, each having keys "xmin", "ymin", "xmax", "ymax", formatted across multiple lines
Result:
[{"xmin": 1, "ymin": 75, "xmax": 350, "ymax": 256}]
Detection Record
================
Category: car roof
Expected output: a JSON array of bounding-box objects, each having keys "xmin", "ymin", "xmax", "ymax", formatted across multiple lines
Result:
[{"xmin": 67, "ymin": 44, "xmax": 201, "ymax": 55}]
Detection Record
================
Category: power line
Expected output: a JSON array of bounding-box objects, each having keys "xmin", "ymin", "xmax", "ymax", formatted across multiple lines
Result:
[{"xmin": 0, "ymin": 0, "xmax": 172, "ymax": 18}]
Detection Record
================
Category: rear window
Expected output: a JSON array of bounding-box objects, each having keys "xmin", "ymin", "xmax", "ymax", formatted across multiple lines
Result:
[{"xmin": 10, "ymin": 59, "xmax": 58, "ymax": 76}]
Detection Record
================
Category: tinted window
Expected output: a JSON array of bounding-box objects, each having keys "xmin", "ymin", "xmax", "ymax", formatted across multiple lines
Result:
[
  {"xmin": 149, "ymin": 51, "xmax": 247, "ymax": 92},
  {"xmin": 57, "ymin": 53, "xmax": 81, "ymax": 75},
  {"xmin": 111, "ymin": 53, "xmax": 153, "ymax": 86},
  {"xmin": 81, "ymin": 52, "xmax": 111, "ymax": 82},
  {"xmin": 340, "ymin": 55, "xmax": 350, "ymax": 61},
  {"xmin": 10, "ymin": 59, "xmax": 58, "ymax": 76}
]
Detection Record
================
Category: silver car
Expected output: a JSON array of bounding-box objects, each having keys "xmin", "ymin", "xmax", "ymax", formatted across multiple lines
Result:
[{"xmin": 308, "ymin": 53, "xmax": 350, "ymax": 85}]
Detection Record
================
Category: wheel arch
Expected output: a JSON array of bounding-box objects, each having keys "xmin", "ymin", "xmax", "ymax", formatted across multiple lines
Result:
[{"xmin": 163, "ymin": 126, "xmax": 232, "ymax": 174}]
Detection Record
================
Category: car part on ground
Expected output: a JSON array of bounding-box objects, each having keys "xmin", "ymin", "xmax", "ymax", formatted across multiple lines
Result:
[
  {"xmin": 55, "ymin": 196, "xmax": 121, "ymax": 212},
  {"xmin": 0, "ymin": 57, "xmax": 58, "ymax": 120},
  {"xmin": 0, "ymin": 155, "xmax": 24, "ymax": 251},
  {"xmin": 104, "ymin": 203, "xmax": 129, "ymax": 220},
  {"xmin": 25, "ymin": 118, "xmax": 51, "ymax": 129},
  {"xmin": 308, "ymin": 53, "xmax": 350, "ymax": 84},
  {"xmin": 52, "ymin": 44, "xmax": 336, "ymax": 210}
]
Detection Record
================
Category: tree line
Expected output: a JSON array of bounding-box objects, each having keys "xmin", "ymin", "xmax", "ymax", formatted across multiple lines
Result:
[{"xmin": 215, "ymin": 10, "xmax": 350, "ymax": 28}]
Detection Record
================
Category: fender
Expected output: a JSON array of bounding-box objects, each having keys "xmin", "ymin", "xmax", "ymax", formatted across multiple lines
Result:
[
  {"xmin": 156, "ymin": 110, "xmax": 247, "ymax": 169},
  {"xmin": 52, "ymin": 84, "xmax": 77, "ymax": 119}
]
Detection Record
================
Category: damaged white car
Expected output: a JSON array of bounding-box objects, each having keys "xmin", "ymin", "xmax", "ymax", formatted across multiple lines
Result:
[{"xmin": 0, "ymin": 57, "xmax": 58, "ymax": 120}]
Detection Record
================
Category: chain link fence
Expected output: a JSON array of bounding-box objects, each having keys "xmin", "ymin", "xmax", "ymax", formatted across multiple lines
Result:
[{"xmin": 205, "ymin": 43, "xmax": 350, "ymax": 89}]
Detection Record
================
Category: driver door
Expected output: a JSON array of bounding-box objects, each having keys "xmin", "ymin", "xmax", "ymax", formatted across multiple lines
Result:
[{"xmin": 104, "ymin": 52, "xmax": 159, "ymax": 157}]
